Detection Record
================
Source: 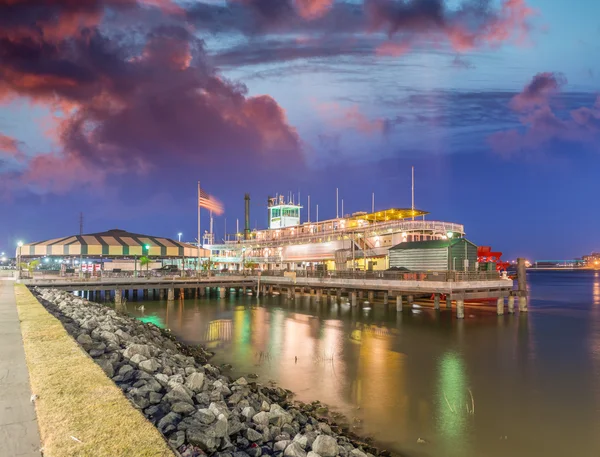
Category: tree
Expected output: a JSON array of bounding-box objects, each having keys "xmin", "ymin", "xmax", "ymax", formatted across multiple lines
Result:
[
  {"xmin": 140, "ymin": 256, "xmax": 151, "ymax": 273},
  {"xmin": 202, "ymin": 258, "xmax": 214, "ymax": 271},
  {"xmin": 244, "ymin": 261, "xmax": 258, "ymax": 271}
]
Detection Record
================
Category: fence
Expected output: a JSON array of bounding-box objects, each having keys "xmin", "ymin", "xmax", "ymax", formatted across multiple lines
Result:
[{"xmin": 258, "ymin": 269, "xmax": 502, "ymax": 282}]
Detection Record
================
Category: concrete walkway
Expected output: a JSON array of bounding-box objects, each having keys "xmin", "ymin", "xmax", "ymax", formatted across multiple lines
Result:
[{"xmin": 0, "ymin": 279, "xmax": 41, "ymax": 457}]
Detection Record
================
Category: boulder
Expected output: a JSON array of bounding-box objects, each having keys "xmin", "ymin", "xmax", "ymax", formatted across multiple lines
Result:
[
  {"xmin": 168, "ymin": 430, "xmax": 186, "ymax": 449},
  {"xmin": 311, "ymin": 436, "xmax": 338, "ymax": 457},
  {"xmin": 252, "ymin": 411, "xmax": 270, "ymax": 426},
  {"xmin": 274, "ymin": 440, "xmax": 292, "ymax": 452},
  {"xmin": 195, "ymin": 408, "xmax": 216, "ymax": 425},
  {"xmin": 76, "ymin": 333, "xmax": 94, "ymax": 349},
  {"xmin": 172, "ymin": 402, "xmax": 196, "ymax": 415},
  {"xmin": 241, "ymin": 406, "xmax": 256, "ymax": 421},
  {"xmin": 129, "ymin": 354, "xmax": 147, "ymax": 365},
  {"xmin": 187, "ymin": 427, "xmax": 217, "ymax": 452},
  {"xmin": 123, "ymin": 343, "xmax": 152, "ymax": 359},
  {"xmin": 139, "ymin": 358, "xmax": 161, "ymax": 373},
  {"xmin": 164, "ymin": 384, "xmax": 194, "ymax": 405},
  {"xmin": 284, "ymin": 442, "xmax": 307, "ymax": 457},
  {"xmin": 269, "ymin": 404, "xmax": 292, "ymax": 427},
  {"xmin": 246, "ymin": 428, "xmax": 263, "ymax": 442},
  {"xmin": 349, "ymin": 450, "xmax": 367, "ymax": 457},
  {"xmin": 185, "ymin": 372, "xmax": 205, "ymax": 393},
  {"xmin": 293, "ymin": 434, "xmax": 308, "ymax": 450},
  {"xmin": 96, "ymin": 359, "xmax": 114, "ymax": 378},
  {"xmin": 158, "ymin": 412, "xmax": 181, "ymax": 434},
  {"xmin": 213, "ymin": 414, "xmax": 229, "ymax": 438}
]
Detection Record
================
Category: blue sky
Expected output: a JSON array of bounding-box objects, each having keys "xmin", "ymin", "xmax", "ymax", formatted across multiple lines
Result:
[{"xmin": 0, "ymin": 0, "xmax": 599, "ymax": 259}]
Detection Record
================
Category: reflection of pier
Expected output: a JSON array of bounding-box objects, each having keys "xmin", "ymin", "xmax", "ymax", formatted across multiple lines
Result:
[{"xmin": 204, "ymin": 319, "xmax": 232, "ymax": 342}]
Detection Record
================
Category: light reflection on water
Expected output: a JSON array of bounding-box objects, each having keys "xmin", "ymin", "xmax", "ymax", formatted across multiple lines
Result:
[{"xmin": 117, "ymin": 271, "xmax": 600, "ymax": 457}]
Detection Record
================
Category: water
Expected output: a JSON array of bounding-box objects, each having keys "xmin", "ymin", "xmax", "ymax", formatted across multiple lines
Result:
[{"xmin": 121, "ymin": 271, "xmax": 600, "ymax": 457}]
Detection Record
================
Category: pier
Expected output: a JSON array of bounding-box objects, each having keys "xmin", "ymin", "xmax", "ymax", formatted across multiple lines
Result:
[{"xmin": 19, "ymin": 259, "xmax": 528, "ymax": 318}]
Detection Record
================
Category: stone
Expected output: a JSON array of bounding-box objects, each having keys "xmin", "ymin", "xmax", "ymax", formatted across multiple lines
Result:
[
  {"xmin": 195, "ymin": 408, "xmax": 216, "ymax": 425},
  {"xmin": 96, "ymin": 359, "xmax": 114, "ymax": 378},
  {"xmin": 234, "ymin": 377, "xmax": 249, "ymax": 386},
  {"xmin": 158, "ymin": 412, "xmax": 181, "ymax": 434},
  {"xmin": 246, "ymin": 428, "xmax": 263, "ymax": 442},
  {"xmin": 307, "ymin": 452, "xmax": 321, "ymax": 457},
  {"xmin": 284, "ymin": 442, "xmax": 307, "ymax": 457},
  {"xmin": 139, "ymin": 358, "xmax": 161, "ymax": 373},
  {"xmin": 247, "ymin": 447, "xmax": 262, "ymax": 457},
  {"xmin": 269, "ymin": 404, "xmax": 292, "ymax": 427},
  {"xmin": 261, "ymin": 401, "xmax": 270, "ymax": 412},
  {"xmin": 311, "ymin": 436, "xmax": 338, "ymax": 457},
  {"xmin": 213, "ymin": 414, "xmax": 229, "ymax": 438},
  {"xmin": 196, "ymin": 392, "xmax": 211, "ymax": 406},
  {"xmin": 164, "ymin": 384, "xmax": 194, "ymax": 405},
  {"xmin": 349, "ymin": 450, "xmax": 367, "ymax": 457},
  {"xmin": 172, "ymin": 402, "xmax": 196, "ymax": 415},
  {"xmin": 101, "ymin": 331, "xmax": 120, "ymax": 344},
  {"xmin": 253, "ymin": 411, "xmax": 270, "ymax": 426},
  {"xmin": 118, "ymin": 364, "xmax": 134, "ymax": 376},
  {"xmin": 187, "ymin": 427, "xmax": 218, "ymax": 452},
  {"xmin": 149, "ymin": 392, "xmax": 163, "ymax": 404},
  {"xmin": 227, "ymin": 420, "xmax": 245, "ymax": 436},
  {"xmin": 210, "ymin": 401, "xmax": 230, "ymax": 419},
  {"xmin": 155, "ymin": 373, "xmax": 169, "ymax": 385},
  {"xmin": 168, "ymin": 430, "xmax": 186, "ymax": 449},
  {"xmin": 185, "ymin": 372, "xmax": 205, "ymax": 393},
  {"xmin": 274, "ymin": 440, "xmax": 292, "ymax": 452},
  {"xmin": 76, "ymin": 333, "xmax": 94, "ymax": 349},
  {"xmin": 242, "ymin": 406, "xmax": 256, "ymax": 421},
  {"xmin": 123, "ymin": 343, "xmax": 153, "ymax": 359},
  {"xmin": 293, "ymin": 434, "xmax": 308, "ymax": 450},
  {"xmin": 129, "ymin": 353, "xmax": 147, "ymax": 365},
  {"xmin": 318, "ymin": 423, "xmax": 332, "ymax": 435}
]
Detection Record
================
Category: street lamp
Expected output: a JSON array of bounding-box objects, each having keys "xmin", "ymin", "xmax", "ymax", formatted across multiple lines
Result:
[
  {"xmin": 178, "ymin": 232, "xmax": 182, "ymax": 242},
  {"xmin": 17, "ymin": 241, "xmax": 23, "ymax": 279}
]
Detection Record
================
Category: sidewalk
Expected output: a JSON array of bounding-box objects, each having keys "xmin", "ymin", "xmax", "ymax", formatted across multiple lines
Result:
[{"xmin": 0, "ymin": 279, "xmax": 41, "ymax": 457}]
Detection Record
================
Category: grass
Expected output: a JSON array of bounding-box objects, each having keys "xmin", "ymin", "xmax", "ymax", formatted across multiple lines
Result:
[{"xmin": 14, "ymin": 285, "xmax": 175, "ymax": 457}]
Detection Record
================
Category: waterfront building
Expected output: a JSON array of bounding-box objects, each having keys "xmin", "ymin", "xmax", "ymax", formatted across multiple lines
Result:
[{"xmin": 206, "ymin": 195, "xmax": 465, "ymax": 271}]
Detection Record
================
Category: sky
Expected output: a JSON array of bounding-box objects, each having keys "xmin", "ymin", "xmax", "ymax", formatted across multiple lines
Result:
[{"xmin": 0, "ymin": 0, "xmax": 599, "ymax": 260}]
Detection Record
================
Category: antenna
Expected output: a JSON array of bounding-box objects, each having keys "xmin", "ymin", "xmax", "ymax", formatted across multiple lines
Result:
[
  {"xmin": 372, "ymin": 192, "xmax": 374, "ymax": 213},
  {"xmin": 308, "ymin": 195, "xmax": 311, "ymax": 223},
  {"xmin": 316, "ymin": 204, "xmax": 319, "ymax": 223},
  {"xmin": 79, "ymin": 212, "xmax": 83, "ymax": 235},
  {"xmin": 336, "ymin": 188, "xmax": 339, "ymax": 218},
  {"xmin": 341, "ymin": 199, "xmax": 344, "ymax": 218},
  {"xmin": 412, "ymin": 166, "xmax": 415, "ymax": 221}
]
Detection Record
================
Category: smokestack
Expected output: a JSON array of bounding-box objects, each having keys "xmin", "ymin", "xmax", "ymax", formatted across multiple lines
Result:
[{"xmin": 244, "ymin": 193, "xmax": 250, "ymax": 240}]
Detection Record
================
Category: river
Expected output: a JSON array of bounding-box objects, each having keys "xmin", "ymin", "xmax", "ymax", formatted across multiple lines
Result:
[{"xmin": 119, "ymin": 271, "xmax": 600, "ymax": 457}]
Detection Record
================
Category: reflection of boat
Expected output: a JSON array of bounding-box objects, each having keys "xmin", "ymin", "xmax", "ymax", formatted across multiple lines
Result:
[{"xmin": 350, "ymin": 329, "xmax": 362, "ymax": 342}]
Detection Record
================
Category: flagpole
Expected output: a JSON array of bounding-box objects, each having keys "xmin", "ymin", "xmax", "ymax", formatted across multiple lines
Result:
[{"xmin": 202, "ymin": 181, "xmax": 204, "ymax": 274}]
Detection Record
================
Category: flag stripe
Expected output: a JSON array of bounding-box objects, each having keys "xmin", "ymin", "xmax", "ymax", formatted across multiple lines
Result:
[{"xmin": 198, "ymin": 188, "xmax": 224, "ymax": 215}]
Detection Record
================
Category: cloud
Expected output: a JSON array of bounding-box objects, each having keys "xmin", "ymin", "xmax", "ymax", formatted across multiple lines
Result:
[
  {"xmin": 509, "ymin": 72, "xmax": 566, "ymax": 111},
  {"xmin": 317, "ymin": 102, "xmax": 388, "ymax": 134},
  {"xmin": 451, "ymin": 54, "xmax": 474, "ymax": 69},
  {"xmin": 0, "ymin": 133, "xmax": 24, "ymax": 161},
  {"xmin": 0, "ymin": 0, "xmax": 302, "ymax": 193},
  {"xmin": 490, "ymin": 73, "xmax": 600, "ymax": 156}
]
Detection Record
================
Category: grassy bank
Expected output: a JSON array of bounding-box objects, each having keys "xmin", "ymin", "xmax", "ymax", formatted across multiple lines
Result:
[{"xmin": 14, "ymin": 285, "xmax": 174, "ymax": 457}]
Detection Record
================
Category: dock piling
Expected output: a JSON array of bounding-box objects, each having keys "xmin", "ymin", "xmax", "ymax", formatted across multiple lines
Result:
[
  {"xmin": 497, "ymin": 297, "xmax": 505, "ymax": 315},
  {"xmin": 396, "ymin": 295, "xmax": 403, "ymax": 312}
]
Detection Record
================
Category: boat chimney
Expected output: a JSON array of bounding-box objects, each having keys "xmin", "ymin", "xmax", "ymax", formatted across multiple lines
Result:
[{"xmin": 244, "ymin": 193, "xmax": 250, "ymax": 240}]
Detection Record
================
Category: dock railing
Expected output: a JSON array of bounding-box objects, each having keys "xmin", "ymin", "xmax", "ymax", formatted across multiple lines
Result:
[{"xmin": 256, "ymin": 270, "xmax": 503, "ymax": 282}]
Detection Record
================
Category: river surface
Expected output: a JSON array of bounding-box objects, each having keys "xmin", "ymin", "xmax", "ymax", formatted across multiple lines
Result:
[{"xmin": 118, "ymin": 271, "xmax": 600, "ymax": 457}]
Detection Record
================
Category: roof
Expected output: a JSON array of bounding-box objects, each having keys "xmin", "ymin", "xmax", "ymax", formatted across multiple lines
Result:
[
  {"xmin": 20, "ymin": 229, "xmax": 209, "ymax": 258},
  {"xmin": 390, "ymin": 238, "xmax": 477, "ymax": 250}
]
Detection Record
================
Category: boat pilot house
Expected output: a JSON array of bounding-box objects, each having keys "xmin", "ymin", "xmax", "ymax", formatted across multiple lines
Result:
[{"xmin": 389, "ymin": 238, "xmax": 478, "ymax": 271}]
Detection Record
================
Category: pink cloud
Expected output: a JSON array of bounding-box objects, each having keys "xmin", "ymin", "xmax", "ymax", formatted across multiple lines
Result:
[
  {"xmin": 294, "ymin": 0, "xmax": 334, "ymax": 19},
  {"xmin": 318, "ymin": 102, "xmax": 386, "ymax": 134}
]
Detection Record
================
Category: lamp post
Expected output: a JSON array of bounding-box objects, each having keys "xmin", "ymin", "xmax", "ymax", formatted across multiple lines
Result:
[
  {"xmin": 178, "ymin": 232, "xmax": 182, "ymax": 242},
  {"xmin": 17, "ymin": 241, "xmax": 23, "ymax": 279}
]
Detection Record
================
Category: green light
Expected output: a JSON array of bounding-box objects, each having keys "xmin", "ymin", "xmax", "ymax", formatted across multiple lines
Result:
[
  {"xmin": 447, "ymin": 232, "xmax": 453, "ymax": 238},
  {"xmin": 145, "ymin": 244, "xmax": 150, "ymax": 249}
]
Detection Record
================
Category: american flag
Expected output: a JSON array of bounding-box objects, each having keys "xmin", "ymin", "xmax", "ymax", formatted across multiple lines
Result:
[{"xmin": 199, "ymin": 188, "xmax": 224, "ymax": 215}]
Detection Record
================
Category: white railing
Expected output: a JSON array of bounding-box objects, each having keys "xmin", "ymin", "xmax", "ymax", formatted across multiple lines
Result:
[{"xmin": 208, "ymin": 220, "xmax": 464, "ymax": 251}]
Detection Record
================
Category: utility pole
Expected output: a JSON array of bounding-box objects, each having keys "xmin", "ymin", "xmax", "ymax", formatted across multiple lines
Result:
[
  {"xmin": 79, "ymin": 212, "xmax": 83, "ymax": 278},
  {"xmin": 412, "ymin": 166, "xmax": 415, "ymax": 221}
]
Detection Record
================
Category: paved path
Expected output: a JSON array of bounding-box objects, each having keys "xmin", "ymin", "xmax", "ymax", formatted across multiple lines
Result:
[{"xmin": 0, "ymin": 279, "xmax": 41, "ymax": 457}]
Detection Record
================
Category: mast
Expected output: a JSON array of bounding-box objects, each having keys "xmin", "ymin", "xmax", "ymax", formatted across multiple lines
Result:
[
  {"xmin": 412, "ymin": 166, "xmax": 415, "ymax": 221},
  {"xmin": 336, "ymin": 188, "xmax": 339, "ymax": 219},
  {"xmin": 197, "ymin": 181, "xmax": 201, "ymax": 273}
]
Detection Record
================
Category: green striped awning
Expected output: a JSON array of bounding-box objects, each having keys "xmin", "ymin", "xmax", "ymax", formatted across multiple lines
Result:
[{"xmin": 20, "ymin": 229, "xmax": 208, "ymax": 259}]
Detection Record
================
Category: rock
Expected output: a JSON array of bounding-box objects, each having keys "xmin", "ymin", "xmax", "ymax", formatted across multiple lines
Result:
[
  {"xmin": 185, "ymin": 372, "xmax": 205, "ymax": 393},
  {"xmin": 187, "ymin": 427, "xmax": 217, "ymax": 452},
  {"xmin": 149, "ymin": 392, "xmax": 163, "ymax": 404},
  {"xmin": 311, "ymin": 436, "xmax": 338, "ymax": 457},
  {"xmin": 253, "ymin": 411, "xmax": 270, "ymax": 426},
  {"xmin": 308, "ymin": 452, "xmax": 321, "ymax": 457},
  {"xmin": 227, "ymin": 420, "xmax": 245, "ymax": 436},
  {"xmin": 274, "ymin": 440, "xmax": 292, "ymax": 452},
  {"xmin": 158, "ymin": 412, "xmax": 181, "ymax": 434},
  {"xmin": 96, "ymin": 359, "xmax": 114, "ymax": 378},
  {"xmin": 196, "ymin": 392, "xmax": 210, "ymax": 406},
  {"xmin": 155, "ymin": 373, "xmax": 169, "ymax": 385},
  {"xmin": 118, "ymin": 364, "xmax": 134, "ymax": 376},
  {"xmin": 164, "ymin": 384, "xmax": 194, "ymax": 405},
  {"xmin": 269, "ymin": 404, "xmax": 292, "ymax": 427},
  {"xmin": 261, "ymin": 401, "xmax": 270, "ymax": 412},
  {"xmin": 242, "ymin": 406, "xmax": 256, "ymax": 420},
  {"xmin": 209, "ymin": 401, "xmax": 230, "ymax": 419},
  {"xmin": 293, "ymin": 434, "xmax": 308, "ymax": 450},
  {"xmin": 129, "ymin": 353, "xmax": 147, "ymax": 365},
  {"xmin": 247, "ymin": 446, "xmax": 262, "ymax": 457},
  {"xmin": 234, "ymin": 377, "xmax": 248, "ymax": 386},
  {"xmin": 168, "ymin": 430, "xmax": 186, "ymax": 449},
  {"xmin": 318, "ymin": 423, "xmax": 332, "ymax": 435},
  {"xmin": 123, "ymin": 343, "xmax": 152, "ymax": 359},
  {"xmin": 100, "ymin": 331, "xmax": 120, "ymax": 344},
  {"xmin": 248, "ymin": 373, "xmax": 259, "ymax": 379},
  {"xmin": 213, "ymin": 414, "xmax": 228, "ymax": 438},
  {"xmin": 349, "ymin": 450, "xmax": 367, "ymax": 457},
  {"xmin": 284, "ymin": 442, "xmax": 307, "ymax": 457},
  {"xmin": 172, "ymin": 402, "xmax": 196, "ymax": 415},
  {"xmin": 139, "ymin": 358, "xmax": 161, "ymax": 373},
  {"xmin": 76, "ymin": 333, "xmax": 94, "ymax": 349},
  {"xmin": 195, "ymin": 408, "xmax": 216, "ymax": 425},
  {"xmin": 246, "ymin": 428, "xmax": 263, "ymax": 442}
]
